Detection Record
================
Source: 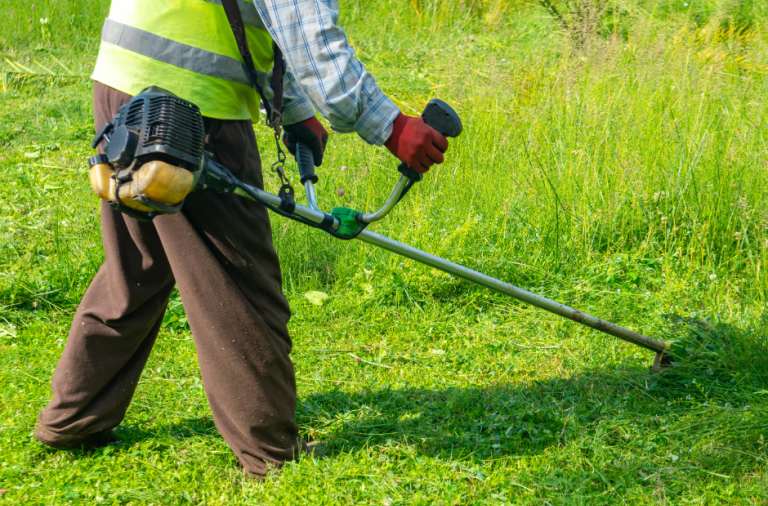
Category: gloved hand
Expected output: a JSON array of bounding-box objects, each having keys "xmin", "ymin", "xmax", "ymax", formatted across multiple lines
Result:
[
  {"xmin": 384, "ymin": 112, "xmax": 449, "ymax": 173},
  {"xmin": 283, "ymin": 116, "xmax": 329, "ymax": 167}
]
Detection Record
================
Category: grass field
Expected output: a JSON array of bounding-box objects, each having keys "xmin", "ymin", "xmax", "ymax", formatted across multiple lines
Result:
[{"xmin": 2, "ymin": 0, "xmax": 768, "ymax": 504}]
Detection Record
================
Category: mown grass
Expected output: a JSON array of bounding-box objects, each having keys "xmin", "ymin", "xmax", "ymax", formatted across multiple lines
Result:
[{"xmin": 2, "ymin": 0, "xmax": 768, "ymax": 504}]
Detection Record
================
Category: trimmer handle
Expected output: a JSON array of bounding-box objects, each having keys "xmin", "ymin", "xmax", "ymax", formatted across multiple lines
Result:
[
  {"xmin": 421, "ymin": 99, "xmax": 462, "ymax": 138},
  {"xmin": 290, "ymin": 99, "xmax": 463, "ymax": 225},
  {"xmin": 295, "ymin": 142, "xmax": 318, "ymax": 184},
  {"xmin": 398, "ymin": 99, "xmax": 463, "ymax": 182}
]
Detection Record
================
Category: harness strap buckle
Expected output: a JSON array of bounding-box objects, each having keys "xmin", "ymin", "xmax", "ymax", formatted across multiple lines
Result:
[{"xmin": 278, "ymin": 183, "xmax": 295, "ymax": 213}]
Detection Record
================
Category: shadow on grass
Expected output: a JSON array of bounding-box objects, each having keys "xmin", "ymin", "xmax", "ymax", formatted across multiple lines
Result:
[
  {"xmin": 40, "ymin": 366, "xmax": 651, "ymax": 459},
  {"xmin": 47, "ymin": 361, "xmax": 764, "ymax": 468},
  {"xmin": 294, "ymin": 367, "xmax": 670, "ymax": 459}
]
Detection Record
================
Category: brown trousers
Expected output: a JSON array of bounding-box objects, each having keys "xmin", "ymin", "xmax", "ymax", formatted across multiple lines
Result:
[{"xmin": 35, "ymin": 82, "xmax": 303, "ymax": 476}]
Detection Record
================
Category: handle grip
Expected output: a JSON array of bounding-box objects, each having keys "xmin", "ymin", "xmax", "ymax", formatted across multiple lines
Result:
[
  {"xmin": 397, "ymin": 99, "xmax": 463, "ymax": 183},
  {"xmin": 421, "ymin": 99, "xmax": 463, "ymax": 138},
  {"xmin": 295, "ymin": 142, "xmax": 318, "ymax": 184}
]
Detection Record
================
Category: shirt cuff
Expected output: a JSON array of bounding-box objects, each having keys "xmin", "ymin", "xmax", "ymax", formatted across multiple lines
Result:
[
  {"xmin": 351, "ymin": 91, "xmax": 401, "ymax": 146},
  {"xmin": 280, "ymin": 96, "xmax": 316, "ymax": 126}
]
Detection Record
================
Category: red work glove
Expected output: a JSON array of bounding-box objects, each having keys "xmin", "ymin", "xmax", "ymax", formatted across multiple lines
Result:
[
  {"xmin": 283, "ymin": 116, "xmax": 329, "ymax": 166},
  {"xmin": 384, "ymin": 112, "xmax": 449, "ymax": 173}
]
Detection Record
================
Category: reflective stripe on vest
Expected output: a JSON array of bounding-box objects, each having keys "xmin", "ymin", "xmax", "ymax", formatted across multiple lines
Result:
[
  {"xmin": 91, "ymin": 0, "xmax": 273, "ymax": 120},
  {"xmin": 101, "ymin": 19, "xmax": 265, "ymax": 88}
]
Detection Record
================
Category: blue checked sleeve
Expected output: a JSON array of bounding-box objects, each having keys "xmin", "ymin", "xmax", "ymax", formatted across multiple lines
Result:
[{"xmin": 253, "ymin": 0, "xmax": 401, "ymax": 146}]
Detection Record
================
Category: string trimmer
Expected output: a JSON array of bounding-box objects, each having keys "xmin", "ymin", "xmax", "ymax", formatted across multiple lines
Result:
[{"xmin": 87, "ymin": 87, "xmax": 672, "ymax": 371}]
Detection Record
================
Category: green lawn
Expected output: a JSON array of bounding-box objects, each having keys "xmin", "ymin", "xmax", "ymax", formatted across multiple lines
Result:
[{"xmin": 2, "ymin": 0, "xmax": 768, "ymax": 504}]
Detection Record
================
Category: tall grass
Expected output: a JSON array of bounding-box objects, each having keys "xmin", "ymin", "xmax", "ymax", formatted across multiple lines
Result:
[
  {"xmin": 2, "ymin": 0, "xmax": 767, "ymax": 316},
  {"xmin": 0, "ymin": 0, "xmax": 107, "ymax": 50},
  {"xmin": 267, "ymin": 15, "xmax": 768, "ymax": 310}
]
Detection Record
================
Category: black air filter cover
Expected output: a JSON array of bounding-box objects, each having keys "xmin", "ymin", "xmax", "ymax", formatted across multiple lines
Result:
[{"xmin": 110, "ymin": 86, "xmax": 206, "ymax": 171}]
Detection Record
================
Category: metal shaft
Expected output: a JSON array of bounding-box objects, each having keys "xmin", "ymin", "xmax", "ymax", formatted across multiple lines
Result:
[
  {"xmin": 304, "ymin": 182, "xmax": 320, "ymax": 212},
  {"xmin": 357, "ymin": 230, "xmax": 669, "ymax": 353},
  {"xmin": 360, "ymin": 176, "xmax": 409, "ymax": 223},
  {"xmin": 226, "ymin": 178, "xmax": 668, "ymax": 355},
  {"xmin": 233, "ymin": 186, "xmax": 335, "ymax": 228}
]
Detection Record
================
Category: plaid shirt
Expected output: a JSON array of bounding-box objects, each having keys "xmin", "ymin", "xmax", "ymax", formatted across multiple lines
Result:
[{"xmin": 253, "ymin": 0, "xmax": 400, "ymax": 146}]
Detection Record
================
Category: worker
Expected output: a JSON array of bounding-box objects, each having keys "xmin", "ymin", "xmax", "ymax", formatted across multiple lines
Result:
[{"xmin": 34, "ymin": 0, "xmax": 449, "ymax": 478}]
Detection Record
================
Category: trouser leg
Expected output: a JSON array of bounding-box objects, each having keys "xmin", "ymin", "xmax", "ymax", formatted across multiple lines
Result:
[
  {"xmin": 34, "ymin": 207, "xmax": 176, "ymax": 448},
  {"xmin": 35, "ymin": 84, "xmax": 176, "ymax": 449},
  {"xmin": 153, "ymin": 118, "xmax": 302, "ymax": 475}
]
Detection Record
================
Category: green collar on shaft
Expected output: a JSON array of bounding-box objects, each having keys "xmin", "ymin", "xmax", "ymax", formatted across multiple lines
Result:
[{"xmin": 331, "ymin": 207, "xmax": 362, "ymax": 236}]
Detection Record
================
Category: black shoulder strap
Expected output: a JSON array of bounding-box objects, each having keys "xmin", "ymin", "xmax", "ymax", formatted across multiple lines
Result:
[
  {"xmin": 220, "ymin": 0, "xmax": 283, "ymax": 127},
  {"xmin": 270, "ymin": 44, "xmax": 284, "ymax": 117}
]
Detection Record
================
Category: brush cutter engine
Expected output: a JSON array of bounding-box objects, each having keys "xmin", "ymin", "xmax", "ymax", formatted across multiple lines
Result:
[{"xmin": 88, "ymin": 86, "xmax": 207, "ymax": 220}]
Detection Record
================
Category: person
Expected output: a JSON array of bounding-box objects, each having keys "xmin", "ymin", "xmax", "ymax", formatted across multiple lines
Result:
[{"xmin": 34, "ymin": 0, "xmax": 449, "ymax": 478}]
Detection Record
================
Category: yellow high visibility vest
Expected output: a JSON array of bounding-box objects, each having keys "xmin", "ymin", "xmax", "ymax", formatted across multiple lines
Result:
[{"xmin": 91, "ymin": 0, "xmax": 274, "ymax": 120}]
